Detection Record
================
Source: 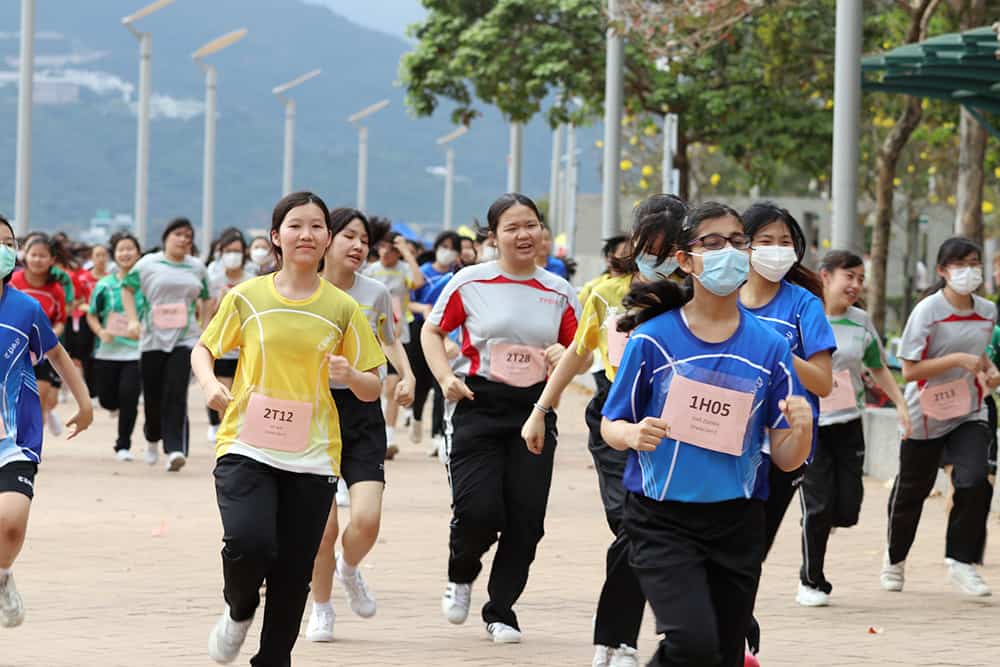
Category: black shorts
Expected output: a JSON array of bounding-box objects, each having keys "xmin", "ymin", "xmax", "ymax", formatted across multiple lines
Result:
[
  {"xmin": 34, "ymin": 359, "xmax": 62, "ymax": 388},
  {"xmin": 0, "ymin": 461, "xmax": 38, "ymax": 499},
  {"xmin": 214, "ymin": 358, "xmax": 239, "ymax": 377},
  {"xmin": 331, "ymin": 388, "xmax": 386, "ymax": 487},
  {"xmin": 385, "ymin": 361, "xmax": 398, "ymax": 376},
  {"xmin": 64, "ymin": 316, "xmax": 96, "ymax": 361}
]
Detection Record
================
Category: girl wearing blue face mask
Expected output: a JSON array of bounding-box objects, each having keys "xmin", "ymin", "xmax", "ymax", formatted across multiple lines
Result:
[
  {"xmin": 600, "ymin": 202, "xmax": 812, "ymax": 667},
  {"xmin": 522, "ymin": 193, "xmax": 687, "ymax": 666}
]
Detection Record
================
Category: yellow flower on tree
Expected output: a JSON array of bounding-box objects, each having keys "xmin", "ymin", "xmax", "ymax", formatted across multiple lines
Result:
[
  {"xmin": 994, "ymin": 166, "xmax": 1000, "ymax": 179},
  {"xmin": 825, "ymin": 99, "xmax": 834, "ymax": 110},
  {"xmin": 595, "ymin": 140, "xmax": 604, "ymax": 148},
  {"xmin": 629, "ymin": 136, "xmax": 639, "ymax": 146},
  {"xmin": 641, "ymin": 165, "xmax": 654, "ymax": 177},
  {"xmin": 947, "ymin": 195, "xmax": 957, "ymax": 206},
  {"xmin": 929, "ymin": 194, "xmax": 940, "ymax": 204},
  {"xmin": 643, "ymin": 125, "xmax": 658, "ymax": 137},
  {"xmin": 983, "ymin": 201, "xmax": 995, "ymax": 214},
  {"xmin": 893, "ymin": 177, "xmax": 901, "ymax": 187},
  {"xmin": 906, "ymin": 165, "xmax": 915, "ymax": 174},
  {"xmin": 620, "ymin": 159, "xmax": 633, "ymax": 172},
  {"xmin": 639, "ymin": 178, "xmax": 649, "ymax": 190},
  {"xmin": 928, "ymin": 166, "xmax": 937, "ymax": 175},
  {"xmin": 919, "ymin": 152, "xmax": 928, "ymax": 160},
  {"xmin": 710, "ymin": 173, "xmax": 721, "ymax": 186}
]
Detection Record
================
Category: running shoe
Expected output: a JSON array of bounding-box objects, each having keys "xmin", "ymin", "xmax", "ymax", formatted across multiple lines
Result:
[
  {"xmin": 208, "ymin": 605, "xmax": 252, "ymax": 664},
  {"xmin": 441, "ymin": 582, "xmax": 471, "ymax": 624},
  {"xmin": 45, "ymin": 412, "xmax": 63, "ymax": 436},
  {"xmin": 948, "ymin": 561, "xmax": 992, "ymax": 596},
  {"xmin": 115, "ymin": 449, "xmax": 134, "ymax": 462},
  {"xmin": 609, "ymin": 644, "xmax": 639, "ymax": 667},
  {"xmin": 485, "ymin": 622, "xmax": 522, "ymax": 644},
  {"xmin": 305, "ymin": 603, "xmax": 335, "ymax": 642},
  {"xmin": 592, "ymin": 645, "xmax": 611, "ymax": 667},
  {"xmin": 207, "ymin": 424, "xmax": 219, "ymax": 443},
  {"xmin": 335, "ymin": 479, "xmax": 350, "ymax": 508},
  {"xmin": 336, "ymin": 555, "xmax": 376, "ymax": 618},
  {"xmin": 0, "ymin": 572, "xmax": 24, "ymax": 628},
  {"xmin": 144, "ymin": 441, "xmax": 159, "ymax": 466},
  {"xmin": 166, "ymin": 451, "xmax": 186, "ymax": 472},
  {"xmin": 880, "ymin": 551, "xmax": 905, "ymax": 592},
  {"xmin": 410, "ymin": 417, "xmax": 423, "ymax": 444},
  {"xmin": 795, "ymin": 583, "xmax": 829, "ymax": 607},
  {"xmin": 385, "ymin": 444, "xmax": 399, "ymax": 461}
]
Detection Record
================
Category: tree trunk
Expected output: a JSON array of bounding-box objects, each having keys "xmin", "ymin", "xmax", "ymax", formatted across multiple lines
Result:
[
  {"xmin": 955, "ymin": 107, "xmax": 987, "ymax": 245},
  {"xmin": 676, "ymin": 124, "xmax": 690, "ymax": 201},
  {"xmin": 869, "ymin": 96, "xmax": 923, "ymax": 334},
  {"xmin": 903, "ymin": 198, "xmax": 919, "ymax": 322}
]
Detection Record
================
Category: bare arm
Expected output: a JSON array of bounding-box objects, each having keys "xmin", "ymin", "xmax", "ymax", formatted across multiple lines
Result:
[
  {"xmin": 793, "ymin": 350, "xmax": 833, "ymax": 397},
  {"xmin": 122, "ymin": 287, "xmax": 140, "ymax": 339},
  {"xmin": 869, "ymin": 365, "xmax": 911, "ymax": 438},
  {"xmin": 382, "ymin": 338, "xmax": 415, "ymax": 407},
  {"xmin": 46, "ymin": 344, "xmax": 93, "ymax": 438},
  {"xmin": 902, "ymin": 352, "xmax": 982, "ymax": 383},
  {"xmin": 767, "ymin": 396, "xmax": 814, "ymax": 471},
  {"xmin": 521, "ymin": 342, "xmax": 593, "ymax": 453},
  {"xmin": 192, "ymin": 342, "xmax": 232, "ymax": 413},
  {"xmin": 421, "ymin": 320, "xmax": 474, "ymax": 402}
]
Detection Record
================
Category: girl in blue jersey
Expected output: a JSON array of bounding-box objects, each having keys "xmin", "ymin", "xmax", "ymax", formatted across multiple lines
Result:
[
  {"xmin": 738, "ymin": 202, "xmax": 836, "ymax": 556},
  {"xmin": 601, "ymin": 202, "xmax": 813, "ymax": 667},
  {"xmin": 0, "ymin": 215, "xmax": 93, "ymax": 629}
]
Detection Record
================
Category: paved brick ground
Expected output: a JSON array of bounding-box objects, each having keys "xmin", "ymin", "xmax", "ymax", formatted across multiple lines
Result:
[{"xmin": 3, "ymin": 384, "xmax": 998, "ymax": 666}]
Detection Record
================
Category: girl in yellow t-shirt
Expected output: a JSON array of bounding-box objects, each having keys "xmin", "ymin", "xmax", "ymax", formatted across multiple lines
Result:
[
  {"xmin": 520, "ymin": 193, "xmax": 687, "ymax": 666},
  {"xmin": 192, "ymin": 191, "xmax": 384, "ymax": 667}
]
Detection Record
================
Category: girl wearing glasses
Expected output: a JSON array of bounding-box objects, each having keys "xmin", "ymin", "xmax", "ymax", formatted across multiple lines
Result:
[
  {"xmin": 521, "ymin": 193, "xmax": 686, "ymax": 667},
  {"xmin": 0, "ymin": 216, "xmax": 93, "ymax": 629},
  {"xmin": 883, "ymin": 237, "xmax": 997, "ymax": 597},
  {"xmin": 601, "ymin": 202, "xmax": 812, "ymax": 667},
  {"xmin": 796, "ymin": 250, "xmax": 910, "ymax": 607}
]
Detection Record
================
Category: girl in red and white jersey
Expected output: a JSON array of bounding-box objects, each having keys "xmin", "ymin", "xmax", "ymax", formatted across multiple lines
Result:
[{"xmin": 421, "ymin": 193, "xmax": 580, "ymax": 644}]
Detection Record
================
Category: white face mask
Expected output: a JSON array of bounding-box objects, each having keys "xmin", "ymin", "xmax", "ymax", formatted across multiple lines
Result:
[
  {"xmin": 750, "ymin": 245, "xmax": 798, "ymax": 283},
  {"xmin": 250, "ymin": 247, "xmax": 271, "ymax": 266},
  {"xmin": 436, "ymin": 247, "xmax": 458, "ymax": 266},
  {"xmin": 221, "ymin": 251, "xmax": 243, "ymax": 270},
  {"xmin": 479, "ymin": 245, "xmax": 499, "ymax": 262},
  {"xmin": 947, "ymin": 266, "xmax": 983, "ymax": 295}
]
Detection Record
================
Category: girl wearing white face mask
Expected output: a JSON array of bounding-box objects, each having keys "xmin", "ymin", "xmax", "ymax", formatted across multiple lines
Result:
[
  {"xmin": 205, "ymin": 229, "xmax": 254, "ymax": 442},
  {"xmin": 522, "ymin": 193, "xmax": 687, "ymax": 666},
  {"xmin": 249, "ymin": 235, "xmax": 276, "ymax": 274},
  {"xmin": 884, "ymin": 237, "xmax": 999, "ymax": 598}
]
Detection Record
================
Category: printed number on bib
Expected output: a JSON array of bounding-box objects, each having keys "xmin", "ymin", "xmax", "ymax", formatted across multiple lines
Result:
[
  {"xmin": 660, "ymin": 374, "xmax": 755, "ymax": 456},
  {"xmin": 105, "ymin": 312, "xmax": 129, "ymax": 337},
  {"xmin": 152, "ymin": 302, "xmax": 188, "ymax": 329},
  {"xmin": 605, "ymin": 315, "xmax": 629, "ymax": 367},
  {"xmin": 239, "ymin": 393, "xmax": 313, "ymax": 452},
  {"xmin": 919, "ymin": 377, "xmax": 973, "ymax": 421},
  {"xmin": 821, "ymin": 369, "xmax": 857, "ymax": 415},
  {"xmin": 490, "ymin": 343, "xmax": 547, "ymax": 388}
]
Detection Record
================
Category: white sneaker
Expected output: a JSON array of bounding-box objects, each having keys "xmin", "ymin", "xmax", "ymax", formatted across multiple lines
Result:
[
  {"xmin": 485, "ymin": 622, "xmax": 522, "ymax": 644},
  {"xmin": 410, "ymin": 418, "xmax": 423, "ymax": 444},
  {"xmin": 609, "ymin": 644, "xmax": 639, "ymax": 667},
  {"xmin": 207, "ymin": 424, "xmax": 219, "ymax": 443},
  {"xmin": 0, "ymin": 572, "xmax": 25, "ymax": 628},
  {"xmin": 115, "ymin": 449, "xmax": 134, "ymax": 462},
  {"xmin": 385, "ymin": 426, "xmax": 395, "ymax": 445},
  {"xmin": 335, "ymin": 478, "xmax": 350, "ymax": 508},
  {"xmin": 45, "ymin": 411, "xmax": 63, "ymax": 436},
  {"xmin": 336, "ymin": 555, "xmax": 376, "ymax": 618},
  {"xmin": 593, "ymin": 645, "xmax": 611, "ymax": 667},
  {"xmin": 948, "ymin": 561, "xmax": 992, "ymax": 596},
  {"xmin": 880, "ymin": 551, "xmax": 905, "ymax": 592},
  {"xmin": 207, "ymin": 605, "xmax": 252, "ymax": 664},
  {"xmin": 795, "ymin": 582, "xmax": 830, "ymax": 607},
  {"xmin": 441, "ymin": 582, "xmax": 471, "ymax": 625},
  {"xmin": 305, "ymin": 602, "xmax": 335, "ymax": 642},
  {"xmin": 435, "ymin": 435, "xmax": 449, "ymax": 465},
  {"xmin": 166, "ymin": 451, "xmax": 186, "ymax": 472},
  {"xmin": 144, "ymin": 441, "xmax": 159, "ymax": 466}
]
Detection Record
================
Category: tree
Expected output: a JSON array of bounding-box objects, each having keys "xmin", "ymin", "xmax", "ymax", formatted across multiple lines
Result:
[{"xmin": 953, "ymin": 0, "xmax": 989, "ymax": 245}]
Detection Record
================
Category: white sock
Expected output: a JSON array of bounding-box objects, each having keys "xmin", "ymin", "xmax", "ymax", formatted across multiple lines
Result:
[
  {"xmin": 338, "ymin": 558, "xmax": 357, "ymax": 576},
  {"xmin": 385, "ymin": 426, "xmax": 395, "ymax": 442},
  {"xmin": 313, "ymin": 600, "xmax": 333, "ymax": 613},
  {"xmin": 0, "ymin": 568, "xmax": 11, "ymax": 576}
]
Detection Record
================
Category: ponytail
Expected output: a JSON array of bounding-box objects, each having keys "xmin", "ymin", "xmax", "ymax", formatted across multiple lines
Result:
[{"xmin": 617, "ymin": 277, "xmax": 692, "ymax": 333}]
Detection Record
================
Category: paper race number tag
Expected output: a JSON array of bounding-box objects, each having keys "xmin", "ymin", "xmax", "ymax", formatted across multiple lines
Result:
[
  {"xmin": 821, "ymin": 369, "xmax": 857, "ymax": 414},
  {"xmin": 490, "ymin": 343, "xmax": 547, "ymax": 388},
  {"xmin": 606, "ymin": 315, "xmax": 629, "ymax": 367},
  {"xmin": 660, "ymin": 374, "xmax": 755, "ymax": 456},
  {"xmin": 151, "ymin": 302, "xmax": 188, "ymax": 329},
  {"xmin": 919, "ymin": 377, "xmax": 973, "ymax": 421},
  {"xmin": 239, "ymin": 393, "xmax": 313, "ymax": 452},
  {"xmin": 105, "ymin": 312, "xmax": 129, "ymax": 337}
]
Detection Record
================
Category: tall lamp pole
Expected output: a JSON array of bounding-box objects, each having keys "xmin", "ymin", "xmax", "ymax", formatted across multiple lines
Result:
[
  {"xmin": 122, "ymin": 0, "xmax": 177, "ymax": 247},
  {"xmin": 600, "ymin": 0, "xmax": 625, "ymax": 238},
  {"xmin": 192, "ymin": 28, "xmax": 248, "ymax": 254},
  {"xmin": 14, "ymin": 0, "xmax": 35, "ymax": 235},
  {"xmin": 272, "ymin": 69, "xmax": 321, "ymax": 197},
  {"xmin": 437, "ymin": 127, "xmax": 468, "ymax": 231},
  {"xmin": 348, "ymin": 99, "xmax": 390, "ymax": 211}
]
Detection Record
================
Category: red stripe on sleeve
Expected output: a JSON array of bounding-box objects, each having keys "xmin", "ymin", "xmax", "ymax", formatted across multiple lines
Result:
[
  {"xmin": 558, "ymin": 304, "xmax": 578, "ymax": 348},
  {"xmin": 437, "ymin": 290, "xmax": 466, "ymax": 333}
]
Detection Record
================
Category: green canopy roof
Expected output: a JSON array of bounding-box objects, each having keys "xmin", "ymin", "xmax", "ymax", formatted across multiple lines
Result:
[{"xmin": 862, "ymin": 25, "xmax": 1000, "ymax": 138}]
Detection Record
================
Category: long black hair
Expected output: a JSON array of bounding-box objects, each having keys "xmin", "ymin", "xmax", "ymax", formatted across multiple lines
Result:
[
  {"xmin": 611, "ymin": 193, "xmax": 688, "ymax": 275},
  {"xmin": 617, "ymin": 202, "xmax": 742, "ymax": 332},
  {"xmin": 743, "ymin": 201, "xmax": 823, "ymax": 299},
  {"xmin": 922, "ymin": 236, "xmax": 982, "ymax": 299}
]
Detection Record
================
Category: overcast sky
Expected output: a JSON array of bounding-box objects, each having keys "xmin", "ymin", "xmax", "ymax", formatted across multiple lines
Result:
[{"xmin": 305, "ymin": 0, "xmax": 427, "ymax": 39}]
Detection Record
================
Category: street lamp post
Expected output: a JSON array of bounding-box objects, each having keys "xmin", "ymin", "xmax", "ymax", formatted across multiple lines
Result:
[
  {"xmin": 348, "ymin": 100, "xmax": 390, "ymax": 211},
  {"xmin": 272, "ymin": 69, "xmax": 321, "ymax": 197},
  {"xmin": 831, "ymin": 0, "xmax": 863, "ymax": 254},
  {"xmin": 192, "ymin": 28, "xmax": 247, "ymax": 254},
  {"xmin": 14, "ymin": 0, "xmax": 35, "ymax": 236},
  {"xmin": 437, "ymin": 127, "xmax": 468, "ymax": 231},
  {"xmin": 549, "ymin": 124, "xmax": 563, "ymax": 233},
  {"xmin": 122, "ymin": 0, "xmax": 177, "ymax": 247},
  {"xmin": 601, "ymin": 0, "xmax": 625, "ymax": 238},
  {"xmin": 507, "ymin": 122, "xmax": 523, "ymax": 193}
]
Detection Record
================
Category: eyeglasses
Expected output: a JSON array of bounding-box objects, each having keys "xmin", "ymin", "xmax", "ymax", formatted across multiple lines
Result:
[{"xmin": 687, "ymin": 233, "xmax": 751, "ymax": 251}]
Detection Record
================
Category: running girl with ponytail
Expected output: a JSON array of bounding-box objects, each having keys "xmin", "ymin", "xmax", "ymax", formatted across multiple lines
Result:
[
  {"xmin": 521, "ymin": 193, "xmax": 687, "ymax": 666},
  {"xmin": 883, "ymin": 237, "xmax": 997, "ymax": 597},
  {"xmin": 601, "ymin": 202, "xmax": 812, "ymax": 667},
  {"xmin": 796, "ymin": 250, "xmax": 909, "ymax": 606}
]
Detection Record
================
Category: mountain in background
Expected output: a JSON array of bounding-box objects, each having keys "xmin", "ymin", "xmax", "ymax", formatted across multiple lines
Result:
[
  {"xmin": 302, "ymin": 0, "xmax": 426, "ymax": 39},
  {"xmin": 0, "ymin": 0, "xmax": 599, "ymax": 240}
]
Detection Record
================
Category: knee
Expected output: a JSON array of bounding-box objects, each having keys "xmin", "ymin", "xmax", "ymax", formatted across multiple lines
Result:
[
  {"xmin": 659, "ymin": 627, "xmax": 721, "ymax": 666},
  {"xmin": 952, "ymin": 463, "xmax": 990, "ymax": 490},
  {"xmin": 0, "ymin": 517, "xmax": 26, "ymax": 547},
  {"xmin": 350, "ymin": 510, "xmax": 381, "ymax": 543},
  {"xmin": 223, "ymin": 531, "xmax": 277, "ymax": 565},
  {"xmin": 454, "ymin": 498, "xmax": 504, "ymax": 537}
]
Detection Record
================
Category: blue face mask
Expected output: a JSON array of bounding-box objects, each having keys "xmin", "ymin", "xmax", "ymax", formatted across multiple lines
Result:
[
  {"xmin": 691, "ymin": 247, "xmax": 749, "ymax": 296},
  {"xmin": 0, "ymin": 245, "xmax": 15, "ymax": 279},
  {"xmin": 635, "ymin": 253, "xmax": 679, "ymax": 281}
]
